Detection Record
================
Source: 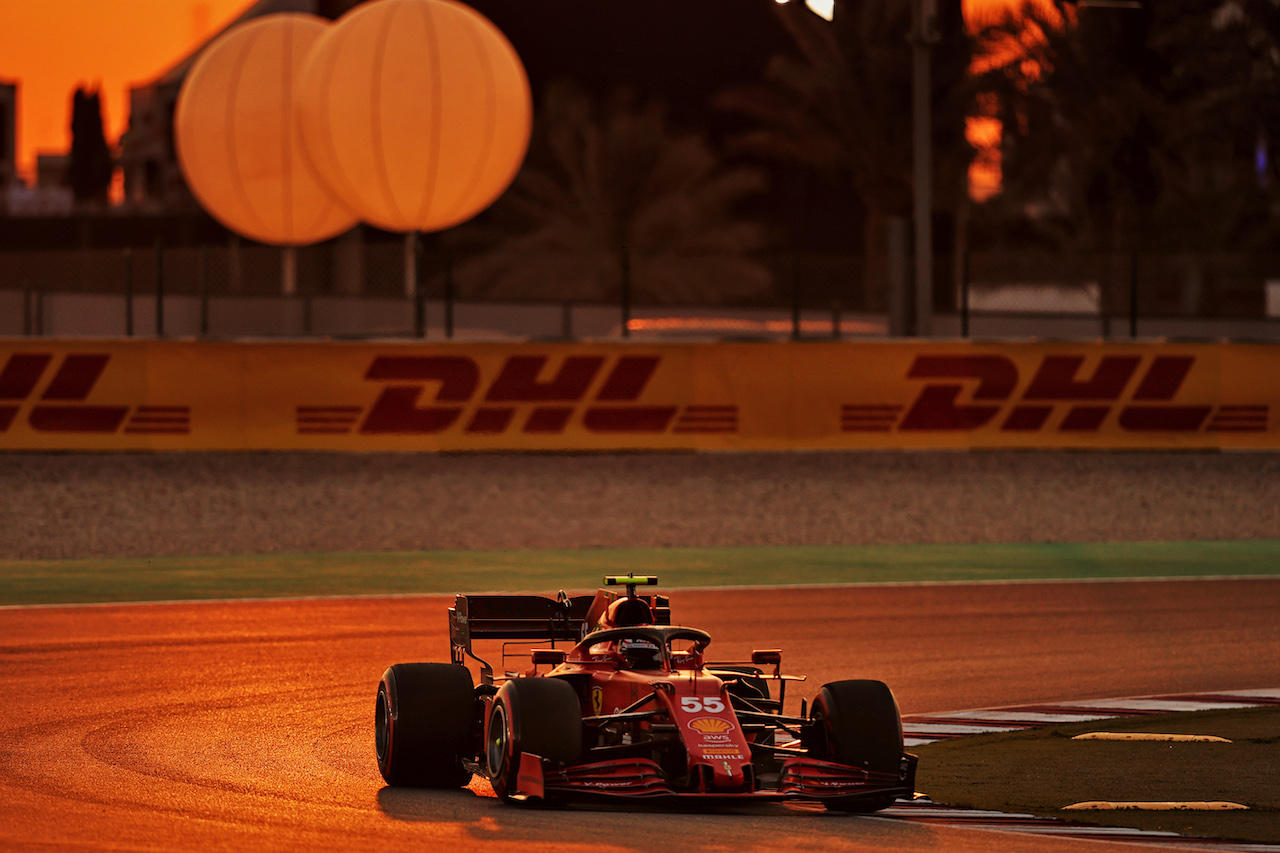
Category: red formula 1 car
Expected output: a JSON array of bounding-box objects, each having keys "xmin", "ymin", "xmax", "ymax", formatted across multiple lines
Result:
[{"xmin": 375, "ymin": 576, "xmax": 916, "ymax": 810}]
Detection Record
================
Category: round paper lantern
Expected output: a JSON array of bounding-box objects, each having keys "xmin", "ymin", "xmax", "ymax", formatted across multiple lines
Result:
[
  {"xmin": 294, "ymin": 0, "xmax": 533, "ymax": 233},
  {"xmin": 174, "ymin": 14, "xmax": 358, "ymax": 245}
]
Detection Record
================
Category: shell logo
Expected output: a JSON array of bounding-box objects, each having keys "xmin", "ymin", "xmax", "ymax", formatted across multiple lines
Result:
[{"xmin": 688, "ymin": 717, "xmax": 732, "ymax": 734}]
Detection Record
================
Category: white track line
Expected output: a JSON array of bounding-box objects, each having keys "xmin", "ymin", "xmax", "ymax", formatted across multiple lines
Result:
[
  {"xmin": 897, "ymin": 690, "xmax": 1280, "ymax": 851},
  {"xmin": 4, "ymin": 573, "xmax": 1279, "ymax": 611}
]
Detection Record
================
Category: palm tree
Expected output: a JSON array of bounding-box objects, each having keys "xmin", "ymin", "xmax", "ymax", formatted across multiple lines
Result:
[
  {"xmin": 715, "ymin": 0, "xmax": 975, "ymax": 312},
  {"xmin": 970, "ymin": 1, "xmax": 1164, "ymax": 251},
  {"xmin": 1149, "ymin": 0, "xmax": 1280, "ymax": 253},
  {"xmin": 448, "ymin": 81, "xmax": 772, "ymax": 306},
  {"xmin": 972, "ymin": 0, "xmax": 1280, "ymax": 256}
]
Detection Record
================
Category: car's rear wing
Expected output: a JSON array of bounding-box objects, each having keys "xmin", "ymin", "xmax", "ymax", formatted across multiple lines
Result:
[{"xmin": 450, "ymin": 590, "xmax": 670, "ymax": 683}]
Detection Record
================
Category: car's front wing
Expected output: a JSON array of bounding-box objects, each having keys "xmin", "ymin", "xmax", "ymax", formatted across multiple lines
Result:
[{"xmin": 512, "ymin": 753, "xmax": 917, "ymax": 806}]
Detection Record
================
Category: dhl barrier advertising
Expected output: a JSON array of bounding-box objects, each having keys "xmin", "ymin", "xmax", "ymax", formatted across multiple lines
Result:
[{"xmin": 1, "ymin": 339, "xmax": 1277, "ymax": 451}]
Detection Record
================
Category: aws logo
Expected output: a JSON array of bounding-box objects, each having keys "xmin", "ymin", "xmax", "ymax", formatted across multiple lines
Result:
[
  {"xmin": 843, "ymin": 354, "xmax": 1267, "ymax": 434},
  {"xmin": 0, "ymin": 353, "xmax": 190, "ymax": 435},
  {"xmin": 297, "ymin": 354, "xmax": 738, "ymax": 436}
]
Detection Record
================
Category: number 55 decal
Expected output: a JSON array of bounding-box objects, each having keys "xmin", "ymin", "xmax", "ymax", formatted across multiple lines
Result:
[{"xmin": 680, "ymin": 696, "xmax": 725, "ymax": 713}]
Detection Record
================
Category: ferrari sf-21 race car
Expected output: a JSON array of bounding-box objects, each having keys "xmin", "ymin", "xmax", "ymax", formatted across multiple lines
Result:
[{"xmin": 375, "ymin": 575, "xmax": 917, "ymax": 810}]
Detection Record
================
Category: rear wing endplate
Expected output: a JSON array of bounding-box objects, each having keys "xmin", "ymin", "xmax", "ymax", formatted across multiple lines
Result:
[
  {"xmin": 449, "ymin": 591, "xmax": 669, "ymax": 683},
  {"xmin": 450, "ymin": 593, "xmax": 591, "ymax": 683}
]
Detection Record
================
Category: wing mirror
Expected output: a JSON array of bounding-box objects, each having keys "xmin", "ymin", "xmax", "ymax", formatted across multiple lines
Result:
[
  {"xmin": 751, "ymin": 649, "xmax": 782, "ymax": 667},
  {"xmin": 531, "ymin": 649, "xmax": 567, "ymax": 666}
]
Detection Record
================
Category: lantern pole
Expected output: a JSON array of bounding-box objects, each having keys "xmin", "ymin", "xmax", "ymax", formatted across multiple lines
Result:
[
  {"xmin": 406, "ymin": 230, "xmax": 426, "ymax": 337},
  {"xmin": 282, "ymin": 246, "xmax": 297, "ymax": 297},
  {"xmin": 910, "ymin": 0, "xmax": 937, "ymax": 337},
  {"xmin": 403, "ymin": 231, "xmax": 417, "ymax": 299}
]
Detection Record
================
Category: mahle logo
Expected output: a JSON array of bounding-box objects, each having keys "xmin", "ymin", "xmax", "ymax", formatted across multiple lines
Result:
[
  {"xmin": 843, "ymin": 354, "xmax": 1267, "ymax": 434},
  {"xmin": 297, "ymin": 354, "xmax": 738, "ymax": 437}
]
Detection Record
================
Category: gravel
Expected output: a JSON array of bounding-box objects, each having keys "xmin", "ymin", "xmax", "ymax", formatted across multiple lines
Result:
[{"xmin": 4, "ymin": 451, "xmax": 1280, "ymax": 561}]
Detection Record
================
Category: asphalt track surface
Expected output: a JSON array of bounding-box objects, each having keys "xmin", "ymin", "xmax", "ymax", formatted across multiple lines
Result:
[{"xmin": 2, "ymin": 578, "xmax": 1278, "ymax": 852}]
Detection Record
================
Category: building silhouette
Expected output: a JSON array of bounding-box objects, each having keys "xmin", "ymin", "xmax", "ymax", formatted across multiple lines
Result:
[
  {"xmin": 120, "ymin": 0, "xmax": 366, "ymax": 211},
  {"xmin": 1, "ymin": 80, "xmax": 16, "ymax": 202}
]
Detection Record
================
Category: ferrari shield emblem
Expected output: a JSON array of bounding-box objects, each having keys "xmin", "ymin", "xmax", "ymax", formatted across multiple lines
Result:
[{"xmin": 591, "ymin": 686, "xmax": 604, "ymax": 716}]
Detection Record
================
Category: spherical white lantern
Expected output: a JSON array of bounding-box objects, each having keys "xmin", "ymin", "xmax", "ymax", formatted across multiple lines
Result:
[
  {"xmin": 294, "ymin": 0, "xmax": 533, "ymax": 233},
  {"xmin": 174, "ymin": 14, "xmax": 358, "ymax": 245}
]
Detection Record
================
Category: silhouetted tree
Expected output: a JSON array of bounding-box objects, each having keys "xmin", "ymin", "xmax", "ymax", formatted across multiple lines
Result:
[
  {"xmin": 715, "ymin": 0, "xmax": 975, "ymax": 309},
  {"xmin": 449, "ymin": 82, "xmax": 772, "ymax": 305},
  {"xmin": 972, "ymin": 0, "xmax": 1280, "ymax": 254},
  {"xmin": 68, "ymin": 87, "xmax": 114, "ymax": 206}
]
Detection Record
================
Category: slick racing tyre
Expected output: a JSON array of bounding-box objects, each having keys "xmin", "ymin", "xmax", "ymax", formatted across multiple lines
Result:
[
  {"xmin": 809, "ymin": 679, "xmax": 904, "ymax": 813},
  {"xmin": 376, "ymin": 662, "xmax": 475, "ymax": 787},
  {"xmin": 486, "ymin": 678, "xmax": 582, "ymax": 803}
]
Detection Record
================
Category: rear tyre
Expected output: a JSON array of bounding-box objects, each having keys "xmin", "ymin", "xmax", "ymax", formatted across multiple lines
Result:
[
  {"xmin": 376, "ymin": 662, "xmax": 475, "ymax": 787},
  {"xmin": 486, "ymin": 678, "xmax": 582, "ymax": 802},
  {"xmin": 809, "ymin": 679, "xmax": 904, "ymax": 813}
]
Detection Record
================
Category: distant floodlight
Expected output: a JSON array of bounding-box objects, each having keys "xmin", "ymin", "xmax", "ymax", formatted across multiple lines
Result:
[
  {"xmin": 806, "ymin": 0, "xmax": 835, "ymax": 20},
  {"xmin": 774, "ymin": 0, "xmax": 835, "ymax": 21}
]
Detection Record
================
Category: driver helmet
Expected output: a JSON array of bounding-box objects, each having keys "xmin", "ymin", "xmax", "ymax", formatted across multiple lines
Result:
[
  {"xmin": 619, "ymin": 638, "xmax": 662, "ymax": 669},
  {"xmin": 607, "ymin": 597, "xmax": 654, "ymax": 628}
]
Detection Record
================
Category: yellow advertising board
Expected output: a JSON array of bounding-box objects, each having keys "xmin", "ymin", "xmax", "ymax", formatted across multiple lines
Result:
[{"xmin": 1, "ymin": 339, "xmax": 1277, "ymax": 451}]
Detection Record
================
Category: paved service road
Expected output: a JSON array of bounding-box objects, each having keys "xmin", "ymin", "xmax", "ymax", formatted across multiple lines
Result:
[{"xmin": 1, "ymin": 578, "xmax": 1277, "ymax": 852}]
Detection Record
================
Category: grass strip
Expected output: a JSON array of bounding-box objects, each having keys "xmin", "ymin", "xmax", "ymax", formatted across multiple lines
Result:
[
  {"xmin": 1, "ymin": 539, "xmax": 1278, "ymax": 606},
  {"xmin": 914, "ymin": 706, "xmax": 1280, "ymax": 845}
]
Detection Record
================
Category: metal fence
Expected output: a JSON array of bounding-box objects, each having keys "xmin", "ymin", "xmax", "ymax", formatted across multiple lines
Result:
[
  {"xmin": 957, "ymin": 251, "xmax": 1280, "ymax": 337},
  {"xmin": 4, "ymin": 241, "xmax": 1280, "ymax": 340}
]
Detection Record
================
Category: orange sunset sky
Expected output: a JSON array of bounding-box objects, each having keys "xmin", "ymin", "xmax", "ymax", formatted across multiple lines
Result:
[{"xmin": 0, "ymin": 0, "xmax": 1021, "ymax": 187}]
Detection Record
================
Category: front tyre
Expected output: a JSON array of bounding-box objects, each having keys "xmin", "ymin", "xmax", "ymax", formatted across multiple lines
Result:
[
  {"xmin": 486, "ymin": 678, "xmax": 582, "ymax": 802},
  {"xmin": 376, "ymin": 662, "xmax": 475, "ymax": 787},
  {"xmin": 809, "ymin": 679, "xmax": 904, "ymax": 813}
]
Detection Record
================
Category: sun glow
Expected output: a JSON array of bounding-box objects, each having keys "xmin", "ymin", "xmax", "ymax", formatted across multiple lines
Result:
[
  {"xmin": 963, "ymin": 0, "xmax": 1063, "ymax": 200},
  {"xmin": 0, "ymin": 0, "xmax": 253, "ymax": 185},
  {"xmin": 966, "ymin": 116, "xmax": 1003, "ymax": 202}
]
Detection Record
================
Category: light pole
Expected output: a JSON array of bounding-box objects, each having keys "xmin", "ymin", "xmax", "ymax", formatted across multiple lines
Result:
[
  {"xmin": 777, "ymin": 0, "xmax": 937, "ymax": 337},
  {"xmin": 910, "ymin": 0, "xmax": 938, "ymax": 337}
]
